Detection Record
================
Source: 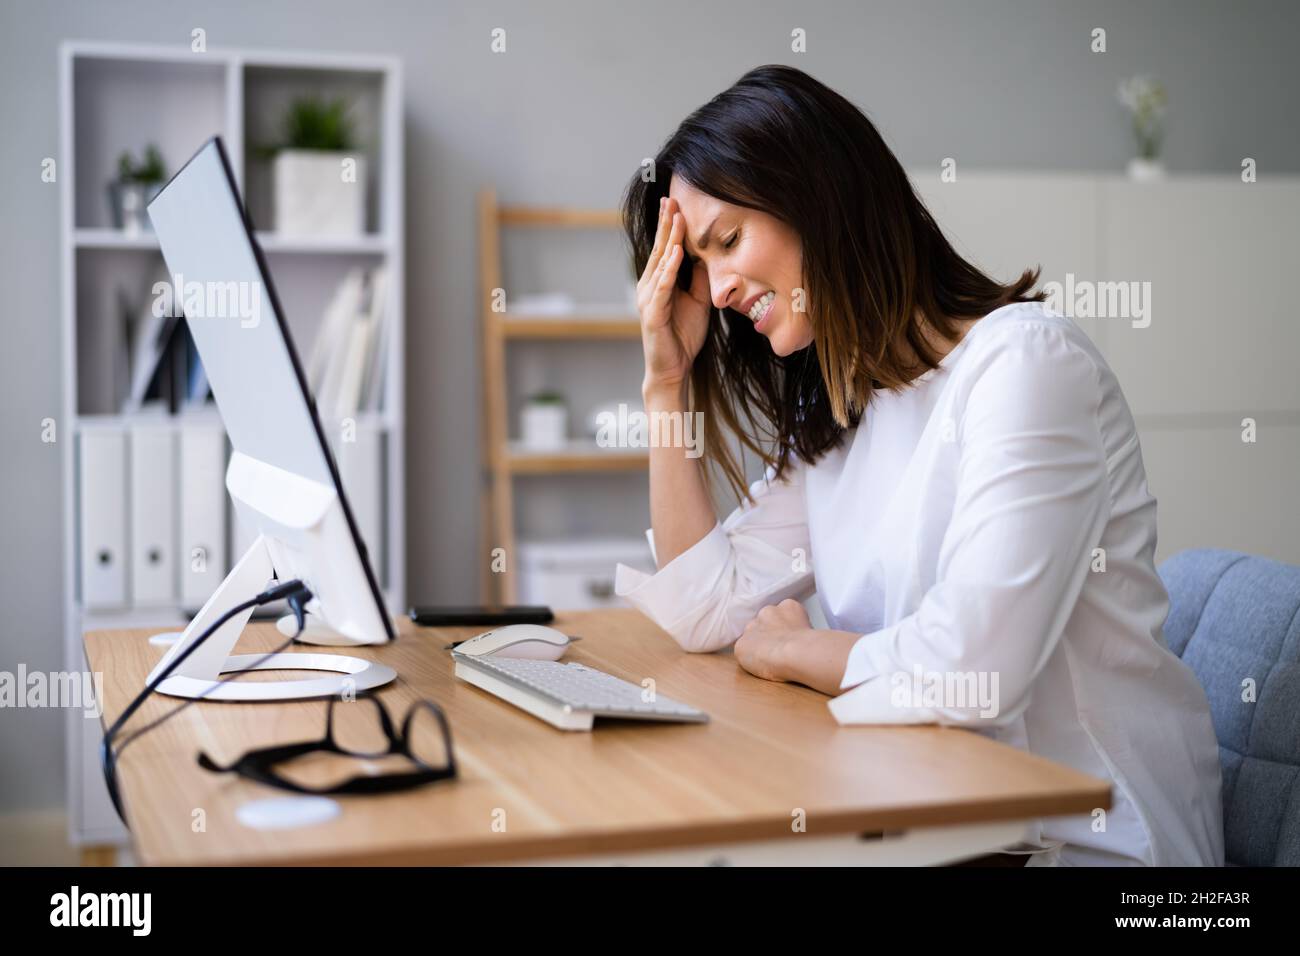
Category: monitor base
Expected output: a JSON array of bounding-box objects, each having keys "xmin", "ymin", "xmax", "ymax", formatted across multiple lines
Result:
[
  {"xmin": 146, "ymin": 534, "xmax": 396, "ymax": 702},
  {"xmin": 154, "ymin": 651, "xmax": 395, "ymax": 702}
]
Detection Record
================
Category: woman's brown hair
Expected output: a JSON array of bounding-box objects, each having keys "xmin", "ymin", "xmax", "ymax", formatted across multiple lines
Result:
[{"xmin": 621, "ymin": 64, "xmax": 1045, "ymax": 503}]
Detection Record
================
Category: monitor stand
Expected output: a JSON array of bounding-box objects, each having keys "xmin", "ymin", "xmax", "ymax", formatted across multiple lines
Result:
[{"xmin": 146, "ymin": 535, "xmax": 396, "ymax": 702}]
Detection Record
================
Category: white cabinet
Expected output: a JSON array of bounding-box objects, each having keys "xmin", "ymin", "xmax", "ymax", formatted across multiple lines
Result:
[
  {"xmin": 1098, "ymin": 179, "xmax": 1300, "ymax": 417},
  {"xmin": 517, "ymin": 538, "xmax": 655, "ymax": 610},
  {"xmin": 910, "ymin": 168, "xmax": 1300, "ymax": 567}
]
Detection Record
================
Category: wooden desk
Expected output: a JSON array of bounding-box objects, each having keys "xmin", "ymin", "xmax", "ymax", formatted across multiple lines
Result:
[{"xmin": 84, "ymin": 610, "xmax": 1110, "ymax": 866}]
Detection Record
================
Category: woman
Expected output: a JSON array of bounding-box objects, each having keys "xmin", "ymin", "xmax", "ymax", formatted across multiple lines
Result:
[{"xmin": 613, "ymin": 65, "xmax": 1223, "ymax": 867}]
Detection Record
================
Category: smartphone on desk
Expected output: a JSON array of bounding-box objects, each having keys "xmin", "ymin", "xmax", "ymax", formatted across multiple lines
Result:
[{"xmin": 407, "ymin": 605, "xmax": 555, "ymax": 627}]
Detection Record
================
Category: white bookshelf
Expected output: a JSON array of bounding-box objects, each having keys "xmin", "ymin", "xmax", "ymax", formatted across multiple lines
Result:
[{"xmin": 58, "ymin": 41, "xmax": 405, "ymax": 849}]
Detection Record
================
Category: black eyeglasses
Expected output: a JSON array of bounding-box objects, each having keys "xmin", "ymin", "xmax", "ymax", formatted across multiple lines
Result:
[{"xmin": 198, "ymin": 693, "xmax": 458, "ymax": 796}]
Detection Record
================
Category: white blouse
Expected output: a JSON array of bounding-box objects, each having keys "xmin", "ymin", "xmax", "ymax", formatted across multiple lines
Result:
[{"xmin": 614, "ymin": 302, "xmax": 1224, "ymax": 866}]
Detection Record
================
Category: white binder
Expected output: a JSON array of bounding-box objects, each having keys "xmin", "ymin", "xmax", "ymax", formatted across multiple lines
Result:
[
  {"xmin": 128, "ymin": 422, "xmax": 177, "ymax": 605},
  {"xmin": 332, "ymin": 420, "xmax": 384, "ymax": 583},
  {"xmin": 230, "ymin": 508, "xmax": 259, "ymax": 567},
  {"xmin": 78, "ymin": 425, "xmax": 128, "ymax": 608},
  {"xmin": 178, "ymin": 423, "xmax": 228, "ymax": 608}
]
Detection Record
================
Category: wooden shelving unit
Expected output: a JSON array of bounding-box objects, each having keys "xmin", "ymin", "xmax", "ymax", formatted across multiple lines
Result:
[{"xmin": 477, "ymin": 190, "xmax": 647, "ymax": 603}]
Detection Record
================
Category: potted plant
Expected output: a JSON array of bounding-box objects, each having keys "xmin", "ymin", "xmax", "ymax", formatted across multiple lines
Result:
[
  {"xmin": 1118, "ymin": 75, "xmax": 1168, "ymax": 182},
  {"xmin": 109, "ymin": 144, "xmax": 167, "ymax": 235},
  {"xmin": 521, "ymin": 390, "xmax": 568, "ymax": 450},
  {"xmin": 266, "ymin": 95, "xmax": 366, "ymax": 236}
]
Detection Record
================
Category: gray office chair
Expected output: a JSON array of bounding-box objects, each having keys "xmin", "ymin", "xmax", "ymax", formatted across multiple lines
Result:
[{"xmin": 1158, "ymin": 548, "xmax": 1300, "ymax": 866}]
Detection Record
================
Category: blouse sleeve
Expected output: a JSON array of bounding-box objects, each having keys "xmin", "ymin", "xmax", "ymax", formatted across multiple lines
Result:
[
  {"xmin": 614, "ymin": 457, "xmax": 816, "ymax": 654},
  {"xmin": 829, "ymin": 327, "xmax": 1111, "ymax": 728}
]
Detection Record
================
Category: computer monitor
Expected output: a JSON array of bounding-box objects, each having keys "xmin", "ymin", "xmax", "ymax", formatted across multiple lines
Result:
[{"xmin": 144, "ymin": 136, "xmax": 396, "ymax": 701}]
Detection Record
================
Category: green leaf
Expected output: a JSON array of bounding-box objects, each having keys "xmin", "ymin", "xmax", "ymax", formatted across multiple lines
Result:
[
  {"xmin": 116, "ymin": 143, "xmax": 167, "ymax": 184},
  {"xmin": 279, "ymin": 95, "xmax": 357, "ymax": 152}
]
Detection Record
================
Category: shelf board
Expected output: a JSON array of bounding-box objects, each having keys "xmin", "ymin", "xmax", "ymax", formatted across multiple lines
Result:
[
  {"xmin": 77, "ymin": 585, "xmax": 402, "ymax": 632},
  {"xmin": 74, "ymin": 409, "xmax": 394, "ymax": 430},
  {"xmin": 77, "ymin": 604, "xmax": 190, "ymax": 632},
  {"xmin": 75, "ymin": 408, "xmax": 223, "ymax": 429},
  {"xmin": 74, "ymin": 228, "xmax": 390, "ymax": 256},
  {"xmin": 73, "ymin": 228, "xmax": 160, "ymax": 250},
  {"xmin": 506, "ymin": 441, "xmax": 649, "ymax": 474},
  {"xmin": 315, "ymin": 411, "xmax": 400, "ymax": 431},
  {"xmin": 254, "ymin": 232, "xmax": 391, "ymax": 255},
  {"xmin": 502, "ymin": 315, "xmax": 641, "ymax": 339},
  {"xmin": 499, "ymin": 206, "xmax": 621, "ymax": 228}
]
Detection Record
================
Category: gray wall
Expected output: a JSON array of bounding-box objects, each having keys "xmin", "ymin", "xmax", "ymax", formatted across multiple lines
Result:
[{"xmin": 1, "ymin": 0, "xmax": 1296, "ymax": 812}]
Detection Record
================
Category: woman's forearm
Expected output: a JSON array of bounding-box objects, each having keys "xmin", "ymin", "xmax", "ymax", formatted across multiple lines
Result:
[
  {"xmin": 778, "ymin": 628, "xmax": 863, "ymax": 697},
  {"xmin": 643, "ymin": 382, "xmax": 718, "ymax": 569}
]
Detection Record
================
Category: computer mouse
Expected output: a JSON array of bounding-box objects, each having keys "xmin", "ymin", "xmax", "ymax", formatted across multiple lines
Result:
[{"xmin": 453, "ymin": 624, "xmax": 574, "ymax": 661}]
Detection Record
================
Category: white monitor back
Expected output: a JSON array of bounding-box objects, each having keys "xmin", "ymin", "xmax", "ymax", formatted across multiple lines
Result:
[{"xmin": 147, "ymin": 137, "xmax": 393, "ymax": 647}]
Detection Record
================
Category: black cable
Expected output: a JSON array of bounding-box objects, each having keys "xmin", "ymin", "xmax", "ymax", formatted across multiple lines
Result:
[
  {"xmin": 114, "ymin": 583, "xmax": 312, "ymax": 751},
  {"xmin": 100, "ymin": 579, "xmax": 313, "ymax": 824}
]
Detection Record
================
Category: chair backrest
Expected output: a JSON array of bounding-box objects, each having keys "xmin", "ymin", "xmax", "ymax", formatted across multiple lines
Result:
[{"xmin": 1158, "ymin": 548, "xmax": 1300, "ymax": 866}]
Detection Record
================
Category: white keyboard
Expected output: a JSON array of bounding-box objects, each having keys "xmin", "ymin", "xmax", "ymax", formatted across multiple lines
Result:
[{"xmin": 452, "ymin": 653, "xmax": 709, "ymax": 731}]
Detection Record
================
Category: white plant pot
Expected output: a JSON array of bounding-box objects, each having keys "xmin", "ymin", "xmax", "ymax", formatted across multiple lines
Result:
[
  {"xmin": 108, "ymin": 181, "xmax": 163, "ymax": 235},
  {"xmin": 521, "ymin": 404, "xmax": 567, "ymax": 450},
  {"xmin": 272, "ymin": 150, "xmax": 366, "ymax": 236},
  {"xmin": 1126, "ymin": 157, "xmax": 1166, "ymax": 183}
]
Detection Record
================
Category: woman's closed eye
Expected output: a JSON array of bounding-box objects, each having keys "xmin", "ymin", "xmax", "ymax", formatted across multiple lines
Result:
[{"xmin": 688, "ymin": 232, "xmax": 738, "ymax": 266}]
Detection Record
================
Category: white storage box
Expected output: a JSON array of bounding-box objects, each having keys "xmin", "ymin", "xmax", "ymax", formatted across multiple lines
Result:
[
  {"xmin": 517, "ymin": 537, "xmax": 655, "ymax": 610},
  {"xmin": 273, "ymin": 149, "xmax": 366, "ymax": 236}
]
